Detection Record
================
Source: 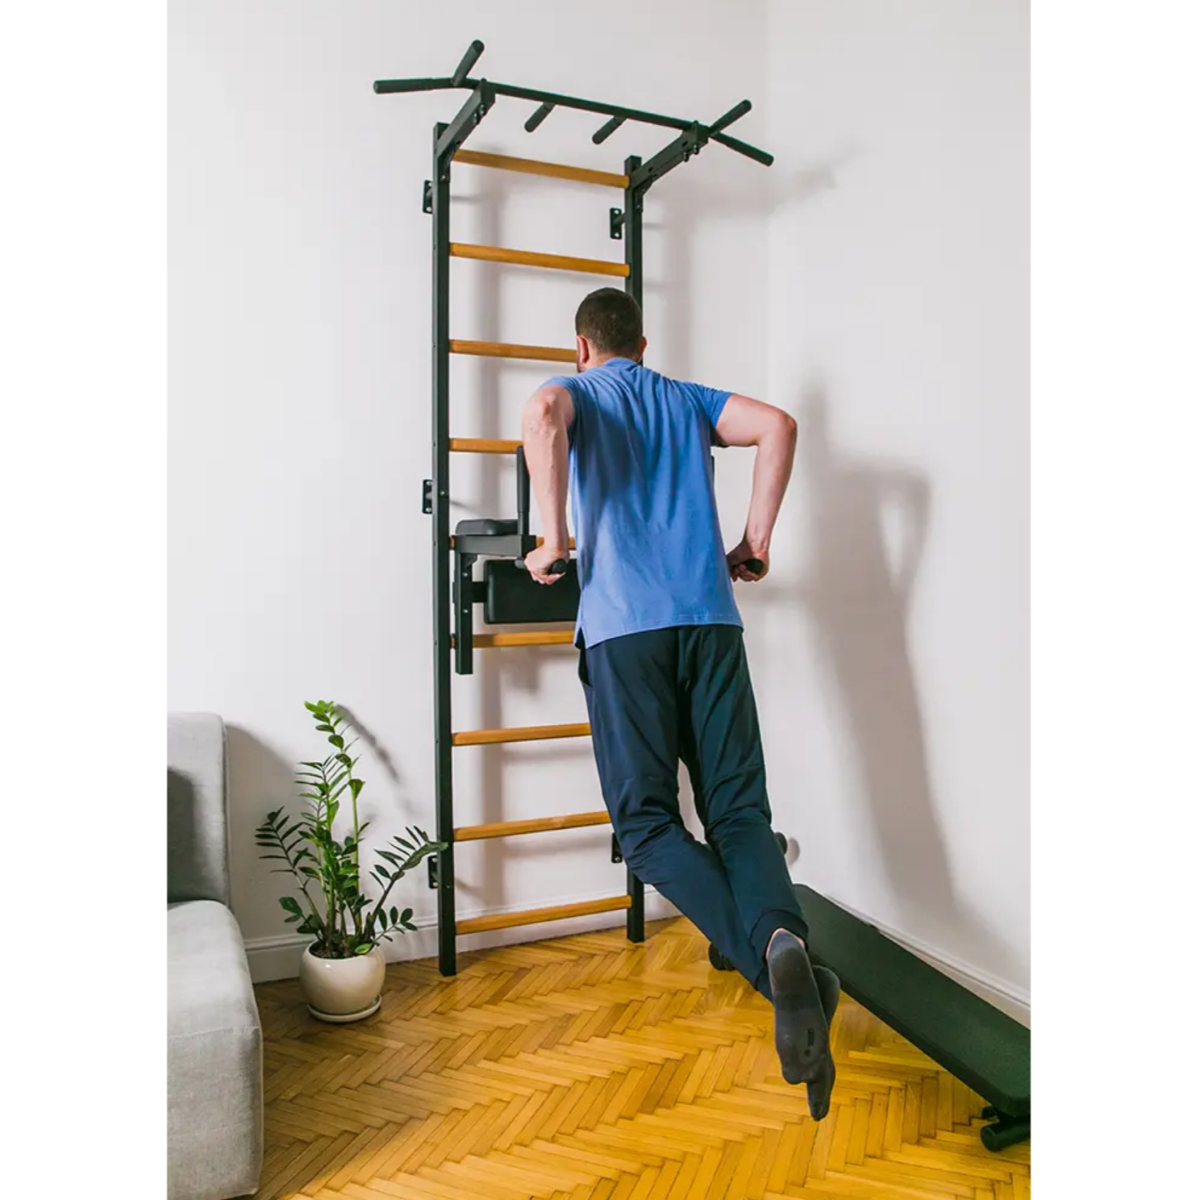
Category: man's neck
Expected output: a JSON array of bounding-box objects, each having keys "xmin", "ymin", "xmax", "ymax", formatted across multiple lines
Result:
[{"xmin": 584, "ymin": 353, "xmax": 635, "ymax": 371}]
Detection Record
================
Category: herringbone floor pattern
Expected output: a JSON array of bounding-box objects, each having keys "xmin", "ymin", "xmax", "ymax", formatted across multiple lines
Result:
[{"xmin": 254, "ymin": 917, "xmax": 1031, "ymax": 1199}]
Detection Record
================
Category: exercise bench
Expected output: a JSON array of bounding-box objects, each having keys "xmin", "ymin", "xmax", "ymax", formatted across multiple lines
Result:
[{"xmin": 796, "ymin": 885, "xmax": 1030, "ymax": 1151}]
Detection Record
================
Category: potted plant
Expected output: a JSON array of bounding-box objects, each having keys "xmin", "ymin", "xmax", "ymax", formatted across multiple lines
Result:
[{"xmin": 256, "ymin": 700, "xmax": 444, "ymax": 1023}]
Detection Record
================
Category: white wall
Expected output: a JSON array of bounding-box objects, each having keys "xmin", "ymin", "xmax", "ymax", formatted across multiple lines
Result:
[
  {"xmin": 168, "ymin": 0, "xmax": 771, "ymax": 974},
  {"xmin": 760, "ymin": 0, "xmax": 1030, "ymax": 1003},
  {"xmin": 170, "ymin": 0, "xmax": 1029, "ymax": 1008}
]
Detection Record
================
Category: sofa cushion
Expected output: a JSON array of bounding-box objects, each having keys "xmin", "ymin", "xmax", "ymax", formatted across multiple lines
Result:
[
  {"xmin": 168, "ymin": 900, "xmax": 262, "ymax": 1200},
  {"xmin": 168, "ymin": 900, "xmax": 258, "ymax": 1037}
]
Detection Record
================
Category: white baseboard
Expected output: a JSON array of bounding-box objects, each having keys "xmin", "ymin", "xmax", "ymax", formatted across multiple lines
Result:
[
  {"xmin": 245, "ymin": 887, "xmax": 681, "ymax": 984},
  {"xmin": 820, "ymin": 893, "xmax": 1031, "ymax": 1027}
]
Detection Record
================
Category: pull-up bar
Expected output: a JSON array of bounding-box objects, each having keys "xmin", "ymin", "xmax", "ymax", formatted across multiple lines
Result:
[{"xmin": 374, "ymin": 38, "xmax": 774, "ymax": 172}]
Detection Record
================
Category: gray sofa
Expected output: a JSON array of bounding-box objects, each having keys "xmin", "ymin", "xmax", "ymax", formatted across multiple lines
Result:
[{"xmin": 168, "ymin": 714, "xmax": 262, "ymax": 1200}]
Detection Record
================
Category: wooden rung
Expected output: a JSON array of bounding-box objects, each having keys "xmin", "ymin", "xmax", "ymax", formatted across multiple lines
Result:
[
  {"xmin": 448, "ymin": 535, "xmax": 576, "ymax": 551},
  {"xmin": 450, "ymin": 630, "xmax": 576, "ymax": 649},
  {"xmin": 454, "ymin": 149, "xmax": 628, "ymax": 190},
  {"xmin": 450, "ymin": 339, "xmax": 576, "ymax": 364},
  {"xmin": 452, "ymin": 722, "xmax": 591, "ymax": 747},
  {"xmin": 457, "ymin": 894, "xmax": 630, "ymax": 936},
  {"xmin": 455, "ymin": 811, "xmax": 610, "ymax": 842},
  {"xmin": 449, "ymin": 438, "xmax": 521, "ymax": 454},
  {"xmin": 450, "ymin": 242, "xmax": 629, "ymax": 278}
]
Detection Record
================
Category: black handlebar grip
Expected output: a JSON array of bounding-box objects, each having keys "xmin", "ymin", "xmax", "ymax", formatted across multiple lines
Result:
[
  {"xmin": 516, "ymin": 556, "xmax": 570, "ymax": 575},
  {"xmin": 452, "ymin": 39, "xmax": 485, "ymax": 86},
  {"xmin": 710, "ymin": 99, "xmax": 751, "ymax": 134},
  {"xmin": 711, "ymin": 131, "xmax": 774, "ymax": 167},
  {"xmin": 743, "ymin": 558, "xmax": 765, "ymax": 577}
]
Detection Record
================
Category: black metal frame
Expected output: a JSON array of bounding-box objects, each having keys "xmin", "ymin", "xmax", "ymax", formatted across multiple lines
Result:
[
  {"xmin": 380, "ymin": 39, "xmax": 772, "ymax": 976},
  {"xmin": 375, "ymin": 39, "xmax": 773, "ymax": 170}
]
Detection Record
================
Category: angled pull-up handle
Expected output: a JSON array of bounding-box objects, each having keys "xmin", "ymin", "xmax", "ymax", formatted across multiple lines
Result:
[
  {"xmin": 710, "ymin": 99, "xmax": 751, "ymax": 135},
  {"xmin": 525, "ymin": 102, "xmax": 554, "ymax": 132},
  {"xmin": 713, "ymin": 130, "xmax": 773, "ymax": 167},
  {"xmin": 592, "ymin": 115, "xmax": 626, "ymax": 145},
  {"xmin": 452, "ymin": 39, "xmax": 485, "ymax": 86}
]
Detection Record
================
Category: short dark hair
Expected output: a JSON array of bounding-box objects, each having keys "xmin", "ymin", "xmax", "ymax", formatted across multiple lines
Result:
[{"xmin": 575, "ymin": 288, "xmax": 643, "ymax": 358}]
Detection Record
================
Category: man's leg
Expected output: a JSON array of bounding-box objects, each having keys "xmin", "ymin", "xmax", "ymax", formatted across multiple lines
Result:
[
  {"xmin": 580, "ymin": 628, "xmax": 768, "ymax": 994},
  {"xmin": 679, "ymin": 625, "xmax": 809, "ymax": 963},
  {"xmin": 680, "ymin": 625, "xmax": 829, "ymax": 1082}
]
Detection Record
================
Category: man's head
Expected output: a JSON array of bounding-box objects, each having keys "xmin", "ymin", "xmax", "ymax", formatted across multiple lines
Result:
[{"xmin": 574, "ymin": 287, "xmax": 647, "ymax": 372}]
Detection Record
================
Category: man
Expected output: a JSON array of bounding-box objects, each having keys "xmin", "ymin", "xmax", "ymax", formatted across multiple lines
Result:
[{"xmin": 521, "ymin": 287, "xmax": 839, "ymax": 1118}]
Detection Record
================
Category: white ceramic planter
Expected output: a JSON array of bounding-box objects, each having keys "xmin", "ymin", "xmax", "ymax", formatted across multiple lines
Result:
[{"xmin": 298, "ymin": 945, "xmax": 386, "ymax": 1023}]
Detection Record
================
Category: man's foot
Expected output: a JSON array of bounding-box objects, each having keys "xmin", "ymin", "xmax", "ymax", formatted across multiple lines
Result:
[
  {"xmin": 805, "ymin": 966, "xmax": 841, "ymax": 1121},
  {"xmin": 766, "ymin": 929, "xmax": 829, "ymax": 1085}
]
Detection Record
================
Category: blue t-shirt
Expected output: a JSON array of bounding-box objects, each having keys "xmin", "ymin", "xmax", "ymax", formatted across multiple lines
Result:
[{"xmin": 543, "ymin": 357, "xmax": 743, "ymax": 649}]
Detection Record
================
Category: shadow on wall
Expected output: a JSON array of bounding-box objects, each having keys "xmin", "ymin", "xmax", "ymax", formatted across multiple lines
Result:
[
  {"xmin": 751, "ymin": 387, "xmax": 1025, "ymax": 984},
  {"xmin": 225, "ymin": 718, "xmax": 433, "ymax": 927},
  {"xmin": 225, "ymin": 725, "xmax": 297, "ymax": 922},
  {"xmin": 650, "ymin": 146, "xmax": 855, "ymax": 377}
]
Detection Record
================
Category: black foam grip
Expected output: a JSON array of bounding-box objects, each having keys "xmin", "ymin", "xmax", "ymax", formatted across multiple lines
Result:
[
  {"xmin": 744, "ymin": 558, "xmax": 765, "ymax": 576},
  {"xmin": 710, "ymin": 99, "xmax": 751, "ymax": 134},
  {"xmin": 452, "ymin": 40, "xmax": 485, "ymax": 86}
]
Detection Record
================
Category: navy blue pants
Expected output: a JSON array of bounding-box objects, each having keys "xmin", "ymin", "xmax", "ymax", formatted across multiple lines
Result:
[{"xmin": 580, "ymin": 624, "xmax": 809, "ymax": 999}]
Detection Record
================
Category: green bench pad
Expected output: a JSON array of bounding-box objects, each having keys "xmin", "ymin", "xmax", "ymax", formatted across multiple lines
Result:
[{"xmin": 795, "ymin": 885, "xmax": 1030, "ymax": 1118}]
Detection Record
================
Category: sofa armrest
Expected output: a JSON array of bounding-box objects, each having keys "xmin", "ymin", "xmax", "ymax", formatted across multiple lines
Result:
[{"xmin": 168, "ymin": 713, "xmax": 230, "ymax": 905}]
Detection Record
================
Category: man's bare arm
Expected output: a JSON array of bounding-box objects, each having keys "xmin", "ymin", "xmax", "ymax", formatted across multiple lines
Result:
[
  {"xmin": 715, "ymin": 393, "xmax": 798, "ymax": 581},
  {"xmin": 521, "ymin": 384, "xmax": 575, "ymax": 584}
]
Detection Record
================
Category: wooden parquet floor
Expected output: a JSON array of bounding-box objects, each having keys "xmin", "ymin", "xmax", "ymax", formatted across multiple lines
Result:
[{"xmin": 254, "ymin": 917, "xmax": 1031, "ymax": 1200}]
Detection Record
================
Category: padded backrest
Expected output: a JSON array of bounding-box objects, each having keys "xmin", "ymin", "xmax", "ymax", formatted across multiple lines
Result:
[{"xmin": 167, "ymin": 713, "xmax": 230, "ymax": 906}]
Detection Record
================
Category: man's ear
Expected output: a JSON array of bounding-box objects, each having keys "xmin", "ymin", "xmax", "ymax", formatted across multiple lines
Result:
[
  {"xmin": 636, "ymin": 336, "xmax": 648, "ymax": 363},
  {"xmin": 576, "ymin": 334, "xmax": 590, "ymax": 368}
]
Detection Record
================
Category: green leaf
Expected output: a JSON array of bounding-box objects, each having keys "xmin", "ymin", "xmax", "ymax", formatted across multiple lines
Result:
[
  {"xmin": 390, "ymin": 906, "xmax": 398, "ymax": 926},
  {"xmin": 401, "ymin": 908, "xmax": 413, "ymax": 923},
  {"xmin": 349, "ymin": 779, "xmax": 364, "ymax": 799},
  {"xmin": 279, "ymin": 896, "xmax": 303, "ymax": 916},
  {"xmin": 329, "ymin": 734, "xmax": 345, "ymax": 750}
]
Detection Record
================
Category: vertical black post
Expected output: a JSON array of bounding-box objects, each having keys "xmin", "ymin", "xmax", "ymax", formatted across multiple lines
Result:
[
  {"xmin": 431, "ymin": 123, "xmax": 457, "ymax": 976},
  {"xmin": 515, "ymin": 446, "xmax": 530, "ymax": 539},
  {"xmin": 623, "ymin": 153, "xmax": 646, "ymax": 945},
  {"xmin": 453, "ymin": 551, "xmax": 475, "ymax": 677}
]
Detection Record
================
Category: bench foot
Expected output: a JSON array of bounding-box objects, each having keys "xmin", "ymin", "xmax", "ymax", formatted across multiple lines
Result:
[{"xmin": 980, "ymin": 1108, "xmax": 1030, "ymax": 1151}]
